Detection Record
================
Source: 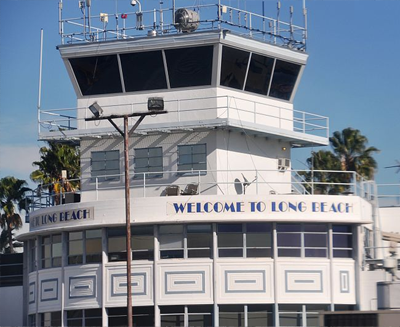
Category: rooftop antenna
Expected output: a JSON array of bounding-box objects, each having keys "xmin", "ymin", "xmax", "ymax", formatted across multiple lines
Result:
[
  {"xmin": 303, "ymin": 0, "xmax": 308, "ymax": 46},
  {"xmin": 385, "ymin": 160, "xmax": 400, "ymax": 174},
  {"xmin": 277, "ymin": 1, "xmax": 281, "ymax": 43},
  {"xmin": 37, "ymin": 28, "xmax": 44, "ymax": 137}
]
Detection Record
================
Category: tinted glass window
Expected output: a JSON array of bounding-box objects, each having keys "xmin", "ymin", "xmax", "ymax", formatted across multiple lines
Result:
[
  {"xmin": 165, "ymin": 46, "xmax": 213, "ymax": 88},
  {"xmin": 245, "ymin": 53, "xmax": 274, "ymax": 95},
  {"xmin": 69, "ymin": 55, "xmax": 122, "ymax": 95},
  {"xmin": 120, "ymin": 50, "xmax": 167, "ymax": 92},
  {"xmin": 269, "ymin": 59, "xmax": 301, "ymax": 100},
  {"xmin": 220, "ymin": 46, "xmax": 249, "ymax": 90}
]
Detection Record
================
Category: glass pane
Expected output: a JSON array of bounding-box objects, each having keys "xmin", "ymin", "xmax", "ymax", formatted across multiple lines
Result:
[
  {"xmin": 135, "ymin": 158, "xmax": 148, "ymax": 168},
  {"xmin": 132, "ymin": 225, "xmax": 153, "ymax": 235},
  {"xmin": 161, "ymin": 315, "xmax": 184, "ymax": 327},
  {"xmin": 159, "ymin": 225, "xmax": 183, "ymax": 234},
  {"xmin": 333, "ymin": 249, "xmax": 352, "ymax": 258},
  {"xmin": 304, "ymin": 234, "xmax": 327, "ymax": 247},
  {"xmin": 69, "ymin": 240, "xmax": 83, "ymax": 255},
  {"xmin": 121, "ymin": 50, "xmax": 167, "ymax": 92},
  {"xmin": 91, "ymin": 152, "xmax": 105, "ymax": 161},
  {"xmin": 67, "ymin": 310, "xmax": 83, "ymax": 319},
  {"xmin": 149, "ymin": 157, "xmax": 162, "ymax": 167},
  {"xmin": 43, "ymin": 244, "xmax": 51, "ymax": 258},
  {"xmin": 220, "ymin": 46, "xmax": 249, "ymax": 90},
  {"xmin": 87, "ymin": 229, "xmax": 102, "ymax": 239},
  {"xmin": 218, "ymin": 224, "xmax": 242, "ymax": 233},
  {"xmin": 218, "ymin": 234, "xmax": 243, "ymax": 247},
  {"xmin": 148, "ymin": 147, "xmax": 162, "ymax": 156},
  {"xmin": 53, "ymin": 234, "xmax": 62, "ymax": 243},
  {"xmin": 245, "ymin": 53, "xmax": 274, "ymax": 96},
  {"xmin": 68, "ymin": 255, "xmax": 83, "ymax": 265},
  {"xmin": 219, "ymin": 313, "xmax": 244, "ymax": 327},
  {"xmin": 69, "ymin": 55, "xmax": 122, "ymax": 96},
  {"xmin": 333, "ymin": 234, "xmax": 352, "ymax": 248},
  {"xmin": 277, "ymin": 224, "xmax": 301, "ymax": 232},
  {"xmin": 132, "ymin": 250, "xmax": 154, "ymax": 261},
  {"xmin": 277, "ymin": 233, "xmax": 301, "ymax": 247},
  {"xmin": 108, "ymin": 236, "xmax": 126, "ymax": 252},
  {"xmin": 247, "ymin": 233, "xmax": 271, "ymax": 247},
  {"xmin": 187, "ymin": 224, "xmax": 212, "ymax": 233},
  {"xmin": 269, "ymin": 60, "xmax": 301, "ymax": 100},
  {"xmin": 188, "ymin": 249, "xmax": 211, "ymax": 258},
  {"xmin": 179, "ymin": 154, "xmax": 192, "ymax": 165},
  {"xmin": 86, "ymin": 238, "xmax": 102, "ymax": 255},
  {"xmin": 306, "ymin": 314, "xmax": 319, "ymax": 327},
  {"xmin": 165, "ymin": 46, "xmax": 213, "ymax": 88},
  {"xmin": 304, "ymin": 224, "xmax": 327, "ymax": 232},
  {"xmin": 132, "ymin": 235, "xmax": 154, "ymax": 250},
  {"xmin": 159, "ymin": 234, "xmax": 183, "ymax": 249},
  {"xmin": 279, "ymin": 313, "xmax": 302, "ymax": 327},
  {"xmin": 69, "ymin": 232, "xmax": 83, "ymax": 241},
  {"xmin": 108, "ymin": 228, "xmax": 125, "ymax": 237},
  {"xmin": 135, "ymin": 148, "xmax": 148, "ymax": 157},
  {"xmin": 305, "ymin": 248, "xmax": 327, "ymax": 257},
  {"xmin": 189, "ymin": 314, "xmax": 213, "ymax": 327},
  {"xmin": 52, "ymin": 243, "xmax": 62, "ymax": 257},
  {"xmin": 160, "ymin": 250, "xmax": 184, "ymax": 259},
  {"xmin": 178, "ymin": 145, "xmax": 191, "ymax": 155},
  {"xmin": 278, "ymin": 248, "xmax": 301, "ymax": 257},
  {"xmin": 192, "ymin": 153, "xmax": 205, "ymax": 163},
  {"xmin": 86, "ymin": 317, "xmax": 102, "ymax": 327},
  {"xmin": 107, "ymin": 160, "xmax": 120, "ymax": 170},
  {"xmin": 192, "ymin": 144, "xmax": 206, "ymax": 154},
  {"xmin": 92, "ymin": 161, "xmax": 105, "ymax": 171},
  {"xmin": 333, "ymin": 225, "xmax": 352, "ymax": 233},
  {"xmin": 247, "ymin": 223, "xmax": 271, "ymax": 233},
  {"xmin": 247, "ymin": 248, "xmax": 272, "ymax": 258},
  {"xmin": 106, "ymin": 151, "xmax": 120, "ymax": 160},
  {"xmin": 219, "ymin": 248, "xmax": 243, "ymax": 257},
  {"xmin": 160, "ymin": 306, "xmax": 185, "ymax": 314},
  {"xmin": 187, "ymin": 233, "xmax": 212, "ymax": 248},
  {"xmin": 248, "ymin": 312, "xmax": 270, "ymax": 327}
]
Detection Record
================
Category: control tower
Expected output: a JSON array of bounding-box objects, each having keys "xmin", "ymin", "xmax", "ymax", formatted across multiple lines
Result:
[{"xmin": 21, "ymin": 1, "xmax": 376, "ymax": 326}]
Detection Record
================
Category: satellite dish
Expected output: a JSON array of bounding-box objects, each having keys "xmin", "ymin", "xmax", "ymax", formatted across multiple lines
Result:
[
  {"xmin": 174, "ymin": 9, "xmax": 200, "ymax": 33},
  {"xmin": 241, "ymin": 173, "xmax": 257, "ymax": 194}
]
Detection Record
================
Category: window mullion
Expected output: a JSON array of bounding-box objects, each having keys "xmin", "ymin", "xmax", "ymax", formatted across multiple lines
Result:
[
  {"xmin": 184, "ymin": 226, "xmax": 188, "ymax": 259},
  {"xmin": 243, "ymin": 224, "xmax": 247, "ymax": 258}
]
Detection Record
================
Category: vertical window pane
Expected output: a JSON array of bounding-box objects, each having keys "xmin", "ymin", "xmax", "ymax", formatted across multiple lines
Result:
[
  {"xmin": 269, "ymin": 60, "xmax": 301, "ymax": 100},
  {"xmin": 245, "ymin": 53, "xmax": 274, "ymax": 96},
  {"xmin": 69, "ymin": 55, "xmax": 122, "ymax": 96},
  {"xmin": 220, "ymin": 46, "xmax": 249, "ymax": 90},
  {"xmin": 121, "ymin": 50, "xmax": 167, "ymax": 92},
  {"xmin": 165, "ymin": 46, "xmax": 213, "ymax": 88}
]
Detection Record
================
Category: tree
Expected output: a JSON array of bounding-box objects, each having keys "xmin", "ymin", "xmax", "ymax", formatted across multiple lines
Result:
[
  {"xmin": 0, "ymin": 177, "xmax": 30, "ymax": 253},
  {"xmin": 30, "ymin": 141, "xmax": 80, "ymax": 190},
  {"xmin": 330, "ymin": 128, "xmax": 379, "ymax": 180}
]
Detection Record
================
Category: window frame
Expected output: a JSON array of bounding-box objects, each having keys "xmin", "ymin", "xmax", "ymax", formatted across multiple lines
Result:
[
  {"xmin": 67, "ymin": 229, "xmax": 102, "ymax": 265},
  {"xmin": 91, "ymin": 150, "xmax": 120, "ymax": 182},
  {"xmin": 177, "ymin": 144, "xmax": 207, "ymax": 176},
  {"xmin": 134, "ymin": 147, "xmax": 163, "ymax": 179},
  {"xmin": 40, "ymin": 234, "xmax": 62, "ymax": 269}
]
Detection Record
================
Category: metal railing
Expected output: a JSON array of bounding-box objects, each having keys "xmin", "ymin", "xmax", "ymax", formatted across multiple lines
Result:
[
  {"xmin": 26, "ymin": 169, "xmax": 372, "ymax": 214},
  {"xmin": 59, "ymin": 1, "xmax": 307, "ymax": 50},
  {"xmin": 38, "ymin": 95, "xmax": 329, "ymax": 139}
]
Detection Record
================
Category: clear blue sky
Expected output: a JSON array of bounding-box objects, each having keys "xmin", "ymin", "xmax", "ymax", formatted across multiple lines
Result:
[{"xmin": 1, "ymin": 0, "xmax": 399, "ymax": 187}]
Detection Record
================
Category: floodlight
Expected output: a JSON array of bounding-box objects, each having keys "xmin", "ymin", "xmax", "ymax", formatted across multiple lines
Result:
[
  {"xmin": 89, "ymin": 102, "xmax": 103, "ymax": 118},
  {"xmin": 148, "ymin": 97, "xmax": 164, "ymax": 111}
]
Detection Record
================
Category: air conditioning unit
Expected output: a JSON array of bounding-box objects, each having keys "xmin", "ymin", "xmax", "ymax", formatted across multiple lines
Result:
[{"xmin": 278, "ymin": 158, "xmax": 290, "ymax": 172}]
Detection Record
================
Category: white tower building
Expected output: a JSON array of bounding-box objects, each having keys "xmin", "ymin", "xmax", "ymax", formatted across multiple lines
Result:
[{"xmin": 20, "ymin": 1, "xmax": 388, "ymax": 326}]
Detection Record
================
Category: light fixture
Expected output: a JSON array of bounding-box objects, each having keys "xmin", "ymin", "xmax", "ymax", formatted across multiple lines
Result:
[
  {"xmin": 282, "ymin": 147, "xmax": 287, "ymax": 151},
  {"xmin": 147, "ymin": 97, "xmax": 164, "ymax": 111},
  {"xmin": 89, "ymin": 102, "xmax": 103, "ymax": 118}
]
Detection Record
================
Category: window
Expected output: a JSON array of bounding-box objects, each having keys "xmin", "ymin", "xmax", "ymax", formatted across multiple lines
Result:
[
  {"xmin": 120, "ymin": 50, "xmax": 167, "ymax": 92},
  {"xmin": 68, "ymin": 229, "xmax": 102, "ymax": 265},
  {"xmin": 245, "ymin": 53, "xmax": 274, "ymax": 96},
  {"xmin": 159, "ymin": 224, "xmax": 212, "ymax": 259},
  {"xmin": 134, "ymin": 147, "xmax": 163, "ymax": 178},
  {"xmin": 219, "ymin": 305, "xmax": 273, "ymax": 327},
  {"xmin": 0, "ymin": 253, "xmax": 23, "ymax": 287},
  {"xmin": 108, "ymin": 306, "xmax": 154, "ymax": 327},
  {"xmin": 220, "ymin": 46, "xmax": 250, "ymax": 90},
  {"xmin": 269, "ymin": 59, "xmax": 301, "ymax": 101},
  {"xmin": 91, "ymin": 150, "xmax": 120, "ymax": 181},
  {"xmin": 40, "ymin": 311, "xmax": 61, "ymax": 327},
  {"xmin": 67, "ymin": 309, "xmax": 102, "ymax": 327},
  {"xmin": 69, "ymin": 55, "xmax": 122, "ymax": 96},
  {"xmin": 41, "ymin": 234, "xmax": 62, "ymax": 269},
  {"xmin": 160, "ymin": 305, "xmax": 213, "ymax": 327},
  {"xmin": 333, "ymin": 225, "xmax": 353, "ymax": 258},
  {"xmin": 165, "ymin": 46, "xmax": 213, "ymax": 88},
  {"xmin": 108, "ymin": 226, "xmax": 154, "ymax": 262},
  {"xmin": 28, "ymin": 314, "xmax": 36, "ymax": 327},
  {"xmin": 177, "ymin": 144, "xmax": 207, "ymax": 174},
  {"xmin": 217, "ymin": 223, "xmax": 272, "ymax": 258},
  {"xmin": 276, "ymin": 224, "xmax": 327, "ymax": 258}
]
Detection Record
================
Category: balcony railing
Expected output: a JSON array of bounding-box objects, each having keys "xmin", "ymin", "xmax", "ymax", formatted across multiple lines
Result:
[
  {"xmin": 26, "ymin": 169, "xmax": 373, "ymax": 215},
  {"xmin": 38, "ymin": 95, "xmax": 329, "ymax": 140}
]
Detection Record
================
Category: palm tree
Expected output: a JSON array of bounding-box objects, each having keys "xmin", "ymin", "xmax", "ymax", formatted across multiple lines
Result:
[
  {"xmin": 30, "ymin": 141, "xmax": 80, "ymax": 190},
  {"xmin": 0, "ymin": 177, "xmax": 30, "ymax": 253},
  {"xmin": 299, "ymin": 150, "xmax": 346, "ymax": 194},
  {"xmin": 330, "ymin": 128, "xmax": 379, "ymax": 180}
]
